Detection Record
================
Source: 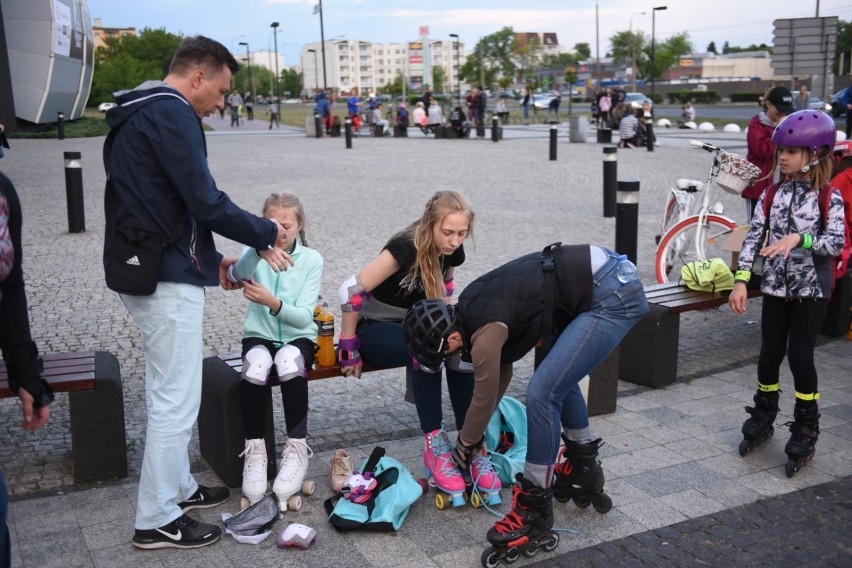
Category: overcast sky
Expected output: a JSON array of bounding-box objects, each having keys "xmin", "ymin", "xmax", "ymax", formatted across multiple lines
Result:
[{"xmin": 86, "ymin": 0, "xmax": 851, "ymax": 67}]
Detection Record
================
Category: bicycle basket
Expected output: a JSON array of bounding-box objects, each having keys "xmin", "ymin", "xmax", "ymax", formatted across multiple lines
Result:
[{"xmin": 716, "ymin": 152, "xmax": 762, "ymax": 196}]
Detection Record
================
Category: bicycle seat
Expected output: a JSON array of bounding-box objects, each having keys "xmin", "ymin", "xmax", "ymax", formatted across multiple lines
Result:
[{"xmin": 676, "ymin": 179, "xmax": 704, "ymax": 192}]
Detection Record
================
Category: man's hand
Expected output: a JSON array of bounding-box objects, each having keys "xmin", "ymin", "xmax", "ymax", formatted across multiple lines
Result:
[
  {"xmin": 19, "ymin": 389, "xmax": 50, "ymax": 431},
  {"xmin": 219, "ymin": 257, "xmax": 241, "ymax": 290},
  {"xmin": 258, "ymin": 247, "xmax": 293, "ymax": 273}
]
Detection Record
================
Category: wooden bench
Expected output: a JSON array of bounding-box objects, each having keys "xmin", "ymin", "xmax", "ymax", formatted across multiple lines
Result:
[
  {"xmin": 0, "ymin": 351, "xmax": 127, "ymax": 483},
  {"xmin": 617, "ymin": 282, "xmax": 762, "ymax": 388},
  {"xmin": 199, "ymin": 339, "xmax": 619, "ymax": 488}
]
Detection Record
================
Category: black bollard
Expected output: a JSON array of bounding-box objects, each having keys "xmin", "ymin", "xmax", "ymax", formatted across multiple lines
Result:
[
  {"xmin": 345, "ymin": 118, "xmax": 352, "ymax": 149},
  {"xmin": 549, "ymin": 123, "xmax": 557, "ymax": 161},
  {"xmin": 57, "ymin": 112, "xmax": 65, "ymax": 140},
  {"xmin": 63, "ymin": 151, "xmax": 85, "ymax": 233},
  {"xmin": 646, "ymin": 121, "xmax": 654, "ymax": 152},
  {"xmin": 615, "ymin": 180, "xmax": 639, "ymax": 263},
  {"xmin": 491, "ymin": 116, "xmax": 499, "ymax": 143},
  {"xmin": 603, "ymin": 147, "xmax": 618, "ymax": 218},
  {"xmin": 314, "ymin": 113, "xmax": 322, "ymax": 139}
]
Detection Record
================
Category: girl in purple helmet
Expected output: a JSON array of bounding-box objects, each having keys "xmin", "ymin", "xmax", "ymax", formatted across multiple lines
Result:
[{"xmin": 728, "ymin": 110, "xmax": 846, "ymax": 477}]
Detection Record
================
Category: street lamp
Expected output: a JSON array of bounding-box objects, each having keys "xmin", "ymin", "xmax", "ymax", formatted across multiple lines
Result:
[
  {"xmin": 271, "ymin": 22, "xmax": 280, "ymax": 116},
  {"xmin": 238, "ymin": 41, "xmax": 252, "ymax": 103},
  {"xmin": 307, "ymin": 49, "xmax": 318, "ymax": 94},
  {"xmin": 449, "ymin": 34, "xmax": 460, "ymax": 107},
  {"xmin": 651, "ymin": 6, "xmax": 667, "ymax": 100},
  {"xmin": 629, "ymin": 12, "xmax": 645, "ymax": 93}
]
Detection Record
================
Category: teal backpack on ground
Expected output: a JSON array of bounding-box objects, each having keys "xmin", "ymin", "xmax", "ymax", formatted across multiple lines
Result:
[
  {"xmin": 485, "ymin": 396, "xmax": 528, "ymax": 485},
  {"xmin": 323, "ymin": 447, "xmax": 425, "ymax": 532}
]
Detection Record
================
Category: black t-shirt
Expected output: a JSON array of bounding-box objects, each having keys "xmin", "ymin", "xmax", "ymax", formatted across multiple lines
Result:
[{"xmin": 369, "ymin": 231, "xmax": 465, "ymax": 308}]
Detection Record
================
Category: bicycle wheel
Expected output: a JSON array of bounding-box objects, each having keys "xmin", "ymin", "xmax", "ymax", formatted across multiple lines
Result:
[{"xmin": 655, "ymin": 214, "xmax": 737, "ymax": 283}]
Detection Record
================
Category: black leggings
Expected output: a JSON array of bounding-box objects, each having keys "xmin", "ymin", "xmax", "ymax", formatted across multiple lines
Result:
[
  {"xmin": 757, "ymin": 295, "xmax": 828, "ymax": 397},
  {"xmin": 240, "ymin": 337, "xmax": 316, "ymax": 440}
]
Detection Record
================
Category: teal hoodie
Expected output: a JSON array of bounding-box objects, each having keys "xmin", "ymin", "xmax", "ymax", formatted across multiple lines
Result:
[{"xmin": 234, "ymin": 240, "xmax": 323, "ymax": 346}]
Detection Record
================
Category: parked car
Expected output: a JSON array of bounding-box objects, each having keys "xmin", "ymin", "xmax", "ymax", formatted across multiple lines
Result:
[
  {"xmin": 792, "ymin": 93, "xmax": 831, "ymax": 112},
  {"xmin": 830, "ymin": 87, "xmax": 849, "ymax": 117},
  {"xmin": 97, "ymin": 102, "xmax": 117, "ymax": 112},
  {"xmin": 624, "ymin": 92, "xmax": 653, "ymax": 109}
]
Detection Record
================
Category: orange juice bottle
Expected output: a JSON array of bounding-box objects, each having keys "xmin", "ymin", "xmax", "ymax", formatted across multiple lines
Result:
[{"xmin": 316, "ymin": 302, "xmax": 336, "ymax": 367}]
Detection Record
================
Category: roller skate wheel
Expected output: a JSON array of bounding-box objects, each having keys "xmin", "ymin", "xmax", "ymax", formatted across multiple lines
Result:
[
  {"xmin": 287, "ymin": 495, "xmax": 302, "ymax": 511},
  {"xmin": 481, "ymin": 547, "xmax": 501, "ymax": 568},
  {"xmin": 573, "ymin": 494, "xmax": 592, "ymax": 508},
  {"xmin": 785, "ymin": 459, "xmax": 798, "ymax": 478},
  {"xmin": 301, "ymin": 480, "xmax": 315, "ymax": 496},
  {"xmin": 435, "ymin": 492, "xmax": 450, "ymax": 510},
  {"xmin": 240, "ymin": 496, "xmax": 251, "ymax": 510},
  {"xmin": 592, "ymin": 493, "xmax": 613, "ymax": 514},
  {"xmin": 738, "ymin": 439, "xmax": 751, "ymax": 457},
  {"xmin": 470, "ymin": 491, "xmax": 483, "ymax": 508},
  {"xmin": 541, "ymin": 532, "xmax": 560, "ymax": 552}
]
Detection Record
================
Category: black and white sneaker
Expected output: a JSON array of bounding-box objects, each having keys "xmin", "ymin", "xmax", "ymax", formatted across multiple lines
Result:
[
  {"xmin": 178, "ymin": 485, "xmax": 231, "ymax": 511},
  {"xmin": 132, "ymin": 514, "xmax": 221, "ymax": 549}
]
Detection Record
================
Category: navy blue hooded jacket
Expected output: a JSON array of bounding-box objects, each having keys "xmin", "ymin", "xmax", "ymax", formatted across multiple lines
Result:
[{"xmin": 104, "ymin": 81, "xmax": 278, "ymax": 287}]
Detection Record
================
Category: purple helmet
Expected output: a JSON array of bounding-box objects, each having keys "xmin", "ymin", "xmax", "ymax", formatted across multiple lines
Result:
[{"xmin": 771, "ymin": 110, "xmax": 836, "ymax": 152}]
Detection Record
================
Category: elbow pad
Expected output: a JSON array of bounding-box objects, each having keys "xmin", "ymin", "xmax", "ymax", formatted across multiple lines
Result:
[{"xmin": 339, "ymin": 274, "xmax": 370, "ymax": 312}]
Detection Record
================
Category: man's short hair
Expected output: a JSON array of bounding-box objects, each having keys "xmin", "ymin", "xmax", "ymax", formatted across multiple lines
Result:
[{"xmin": 169, "ymin": 35, "xmax": 239, "ymax": 77}]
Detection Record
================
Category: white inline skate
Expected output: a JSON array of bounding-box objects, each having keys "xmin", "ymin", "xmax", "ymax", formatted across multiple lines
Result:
[{"xmin": 273, "ymin": 438, "xmax": 315, "ymax": 512}]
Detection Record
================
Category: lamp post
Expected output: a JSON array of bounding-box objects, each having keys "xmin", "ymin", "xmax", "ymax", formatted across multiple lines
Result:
[
  {"xmin": 238, "ymin": 41, "xmax": 252, "ymax": 102},
  {"xmin": 449, "ymin": 34, "xmax": 460, "ymax": 107},
  {"xmin": 651, "ymin": 6, "xmax": 667, "ymax": 100},
  {"xmin": 629, "ymin": 13, "xmax": 645, "ymax": 93},
  {"xmin": 271, "ymin": 22, "xmax": 280, "ymax": 116},
  {"xmin": 307, "ymin": 49, "xmax": 318, "ymax": 95}
]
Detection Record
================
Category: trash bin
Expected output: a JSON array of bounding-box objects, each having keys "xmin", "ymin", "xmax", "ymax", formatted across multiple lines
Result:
[
  {"xmin": 569, "ymin": 116, "xmax": 588, "ymax": 143},
  {"xmin": 597, "ymin": 127, "xmax": 612, "ymax": 144}
]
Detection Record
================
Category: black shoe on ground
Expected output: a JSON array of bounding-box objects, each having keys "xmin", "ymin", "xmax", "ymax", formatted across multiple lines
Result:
[
  {"xmin": 179, "ymin": 485, "xmax": 231, "ymax": 512},
  {"xmin": 132, "ymin": 514, "xmax": 221, "ymax": 549}
]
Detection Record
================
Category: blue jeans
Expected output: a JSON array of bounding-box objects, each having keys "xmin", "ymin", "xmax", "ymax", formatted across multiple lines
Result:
[
  {"xmin": 359, "ymin": 320, "xmax": 474, "ymax": 433},
  {"xmin": 121, "ymin": 282, "xmax": 205, "ymax": 529},
  {"xmin": 525, "ymin": 252, "xmax": 648, "ymax": 466}
]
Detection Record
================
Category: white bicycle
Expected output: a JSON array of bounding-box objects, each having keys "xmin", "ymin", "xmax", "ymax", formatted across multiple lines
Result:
[{"xmin": 654, "ymin": 140, "xmax": 761, "ymax": 283}]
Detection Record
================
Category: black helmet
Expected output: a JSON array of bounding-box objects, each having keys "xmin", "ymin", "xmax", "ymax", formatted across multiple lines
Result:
[{"xmin": 403, "ymin": 300, "xmax": 456, "ymax": 369}]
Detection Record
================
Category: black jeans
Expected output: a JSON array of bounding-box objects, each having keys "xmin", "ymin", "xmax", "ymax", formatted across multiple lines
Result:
[{"xmin": 757, "ymin": 295, "xmax": 829, "ymax": 396}]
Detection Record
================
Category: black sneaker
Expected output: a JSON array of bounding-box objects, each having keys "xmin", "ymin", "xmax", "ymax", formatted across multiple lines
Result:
[
  {"xmin": 178, "ymin": 485, "xmax": 231, "ymax": 512},
  {"xmin": 132, "ymin": 514, "xmax": 221, "ymax": 549}
]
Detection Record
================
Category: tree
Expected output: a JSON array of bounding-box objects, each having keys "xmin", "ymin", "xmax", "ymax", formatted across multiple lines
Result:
[
  {"xmin": 280, "ymin": 69, "xmax": 303, "ymax": 99},
  {"xmin": 90, "ymin": 28, "xmax": 183, "ymax": 105},
  {"xmin": 432, "ymin": 66, "xmax": 446, "ymax": 94},
  {"xmin": 707, "ymin": 41, "xmax": 717, "ymax": 54},
  {"xmin": 460, "ymin": 27, "xmax": 516, "ymax": 89}
]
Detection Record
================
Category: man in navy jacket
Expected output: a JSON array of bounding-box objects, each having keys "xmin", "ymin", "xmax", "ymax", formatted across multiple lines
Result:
[{"xmin": 104, "ymin": 36, "xmax": 289, "ymax": 550}]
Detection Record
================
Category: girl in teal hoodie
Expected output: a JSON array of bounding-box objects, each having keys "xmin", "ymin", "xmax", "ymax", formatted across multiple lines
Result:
[{"xmin": 227, "ymin": 193, "xmax": 323, "ymax": 510}]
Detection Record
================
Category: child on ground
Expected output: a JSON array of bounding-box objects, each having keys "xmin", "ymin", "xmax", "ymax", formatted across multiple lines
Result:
[
  {"xmin": 404, "ymin": 244, "xmax": 648, "ymax": 553},
  {"xmin": 729, "ymin": 110, "xmax": 846, "ymax": 477},
  {"xmin": 227, "ymin": 193, "xmax": 323, "ymax": 511},
  {"xmin": 337, "ymin": 191, "xmax": 500, "ymax": 506}
]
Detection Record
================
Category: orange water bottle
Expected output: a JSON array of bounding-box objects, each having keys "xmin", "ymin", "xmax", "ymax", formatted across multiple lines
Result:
[{"xmin": 317, "ymin": 302, "xmax": 336, "ymax": 367}]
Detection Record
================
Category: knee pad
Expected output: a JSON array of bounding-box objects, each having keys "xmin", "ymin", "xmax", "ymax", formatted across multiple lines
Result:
[
  {"xmin": 241, "ymin": 347, "xmax": 274, "ymax": 386},
  {"xmin": 274, "ymin": 344, "xmax": 307, "ymax": 382}
]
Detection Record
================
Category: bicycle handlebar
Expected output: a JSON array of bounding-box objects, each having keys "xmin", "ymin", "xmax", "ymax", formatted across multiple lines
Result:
[{"xmin": 689, "ymin": 140, "xmax": 721, "ymax": 153}]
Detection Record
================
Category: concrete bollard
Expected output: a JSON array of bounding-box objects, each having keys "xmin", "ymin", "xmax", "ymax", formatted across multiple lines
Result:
[
  {"xmin": 549, "ymin": 123, "xmax": 557, "ymax": 161},
  {"xmin": 63, "ymin": 151, "xmax": 85, "ymax": 233},
  {"xmin": 615, "ymin": 180, "xmax": 639, "ymax": 263},
  {"xmin": 603, "ymin": 147, "xmax": 617, "ymax": 218}
]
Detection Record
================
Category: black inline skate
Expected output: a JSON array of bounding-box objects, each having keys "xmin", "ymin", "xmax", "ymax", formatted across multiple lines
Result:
[
  {"xmin": 481, "ymin": 474, "xmax": 559, "ymax": 568},
  {"xmin": 739, "ymin": 391, "xmax": 779, "ymax": 457},
  {"xmin": 784, "ymin": 403, "xmax": 820, "ymax": 478},
  {"xmin": 552, "ymin": 436, "xmax": 612, "ymax": 513}
]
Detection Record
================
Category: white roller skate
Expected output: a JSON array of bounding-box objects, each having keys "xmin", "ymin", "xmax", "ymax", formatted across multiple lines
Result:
[
  {"xmin": 273, "ymin": 438, "xmax": 315, "ymax": 512},
  {"xmin": 239, "ymin": 438, "xmax": 269, "ymax": 509}
]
